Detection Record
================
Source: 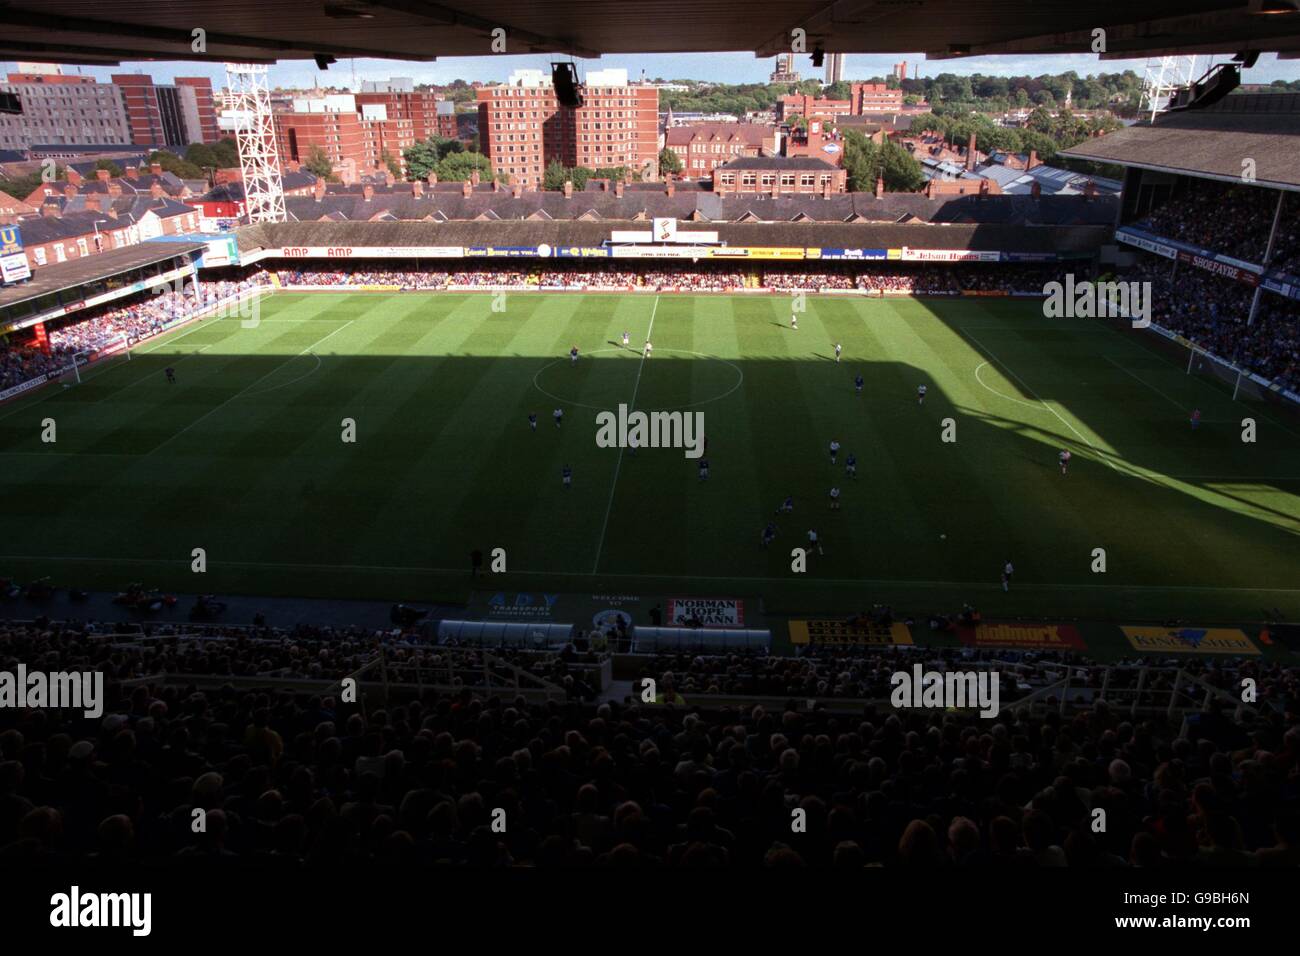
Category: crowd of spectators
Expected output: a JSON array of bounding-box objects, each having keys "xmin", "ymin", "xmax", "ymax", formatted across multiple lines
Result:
[
  {"xmin": 1, "ymin": 277, "xmax": 267, "ymax": 392},
  {"xmin": 276, "ymin": 269, "xmax": 450, "ymax": 290},
  {"xmin": 0, "ymin": 345, "xmax": 65, "ymax": 391},
  {"xmin": 1, "ymin": 618, "xmax": 1296, "ymax": 867},
  {"xmin": 1125, "ymin": 256, "xmax": 1300, "ymax": 390},
  {"xmin": 1137, "ymin": 183, "xmax": 1283, "ymax": 265}
]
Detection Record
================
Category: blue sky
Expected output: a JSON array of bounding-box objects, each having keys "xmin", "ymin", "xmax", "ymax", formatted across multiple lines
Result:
[{"xmin": 5, "ymin": 51, "xmax": 1296, "ymax": 90}]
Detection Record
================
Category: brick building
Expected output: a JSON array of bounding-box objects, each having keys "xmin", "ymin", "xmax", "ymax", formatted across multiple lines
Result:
[
  {"xmin": 779, "ymin": 82, "xmax": 904, "ymax": 121},
  {"xmin": 664, "ymin": 123, "xmax": 778, "ymax": 179},
  {"xmin": 850, "ymin": 82, "xmax": 904, "ymax": 113},
  {"xmin": 712, "ymin": 156, "xmax": 847, "ymax": 197},
  {"xmin": 476, "ymin": 68, "xmax": 659, "ymax": 189},
  {"xmin": 355, "ymin": 89, "xmax": 458, "ymax": 141},
  {"xmin": 111, "ymin": 74, "xmax": 220, "ymax": 147},
  {"xmin": 0, "ymin": 72, "xmax": 132, "ymax": 151},
  {"xmin": 275, "ymin": 95, "xmax": 415, "ymax": 179}
]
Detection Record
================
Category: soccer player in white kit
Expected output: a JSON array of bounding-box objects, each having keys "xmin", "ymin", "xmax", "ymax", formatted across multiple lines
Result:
[
  {"xmin": 834, "ymin": 343, "xmax": 842, "ymax": 362},
  {"xmin": 644, "ymin": 340, "xmax": 653, "ymax": 358},
  {"xmin": 791, "ymin": 313, "xmax": 798, "ymax": 330},
  {"xmin": 829, "ymin": 440, "xmax": 840, "ymax": 465},
  {"xmin": 807, "ymin": 528, "xmax": 823, "ymax": 555},
  {"xmin": 1059, "ymin": 449, "xmax": 1071, "ymax": 475},
  {"xmin": 917, "ymin": 384, "xmax": 928, "ymax": 405},
  {"xmin": 829, "ymin": 487, "xmax": 841, "ymax": 511}
]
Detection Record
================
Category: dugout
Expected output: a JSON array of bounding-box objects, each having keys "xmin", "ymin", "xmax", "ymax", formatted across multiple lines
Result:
[
  {"xmin": 434, "ymin": 618, "xmax": 576, "ymax": 649},
  {"xmin": 631, "ymin": 626, "xmax": 771, "ymax": 653}
]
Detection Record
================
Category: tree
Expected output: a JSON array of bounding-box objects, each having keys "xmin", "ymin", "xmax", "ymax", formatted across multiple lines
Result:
[
  {"xmin": 542, "ymin": 160, "xmax": 570, "ymax": 191},
  {"xmin": 211, "ymin": 138, "xmax": 240, "ymax": 168},
  {"xmin": 303, "ymin": 145, "xmax": 334, "ymax": 180},
  {"xmin": 436, "ymin": 150, "xmax": 493, "ymax": 182},
  {"xmin": 841, "ymin": 129, "xmax": 924, "ymax": 193},
  {"xmin": 147, "ymin": 150, "xmax": 204, "ymax": 179},
  {"xmin": 402, "ymin": 136, "xmax": 463, "ymax": 181},
  {"xmin": 658, "ymin": 147, "xmax": 683, "ymax": 178},
  {"xmin": 185, "ymin": 143, "xmax": 218, "ymax": 169},
  {"xmin": 381, "ymin": 150, "xmax": 402, "ymax": 180}
]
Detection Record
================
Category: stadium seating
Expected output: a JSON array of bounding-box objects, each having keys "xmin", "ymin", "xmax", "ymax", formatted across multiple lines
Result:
[{"xmin": 1, "ymin": 619, "xmax": 1296, "ymax": 867}]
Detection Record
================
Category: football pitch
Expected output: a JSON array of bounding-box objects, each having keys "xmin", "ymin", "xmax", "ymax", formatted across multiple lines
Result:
[{"xmin": 2, "ymin": 290, "xmax": 1298, "ymax": 623}]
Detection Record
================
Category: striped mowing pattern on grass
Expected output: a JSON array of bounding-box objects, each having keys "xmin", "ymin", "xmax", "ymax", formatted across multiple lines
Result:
[{"xmin": 1, "ymin": 292, "xmax": 1297, "ymax": 621}]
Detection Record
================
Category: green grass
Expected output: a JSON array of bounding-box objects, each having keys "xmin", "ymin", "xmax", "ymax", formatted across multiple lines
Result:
[{"xmin": 2, "ymin": 291, "xmax": 1298, "ymax": 623}]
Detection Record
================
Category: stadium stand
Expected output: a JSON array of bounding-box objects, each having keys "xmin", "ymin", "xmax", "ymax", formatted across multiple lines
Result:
[{"xmin": 1, "ymin": 619, "xmax": 1295, "ymax": 866}]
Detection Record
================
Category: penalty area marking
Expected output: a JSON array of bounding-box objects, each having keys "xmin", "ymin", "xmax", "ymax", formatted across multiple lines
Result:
[
  {"xmin": 963, "ymin": 329, "xmax": 1120, "ymax": 473},
  {"xmin": 973, "ymin": 361, "xmax": 1041, "ymax": 410},
  {"xmin": 143, "ymin": 319, "xmax": 353, "ymax": 457}
]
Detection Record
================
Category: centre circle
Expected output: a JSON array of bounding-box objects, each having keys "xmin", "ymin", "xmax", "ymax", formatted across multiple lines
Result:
[{"xmin": 532, "ymin": 347, "xmax": 744, "ymax": 411}]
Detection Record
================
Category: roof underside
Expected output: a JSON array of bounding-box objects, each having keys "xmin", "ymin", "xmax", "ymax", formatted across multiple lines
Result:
[
  {"xmin": 0, "ymin": 240, "xmax": 205, "ymax": 309},
  {"xmin": 1060, "ymin": 93, "xmax": 1300, "ymax": 191},
  {"xmin": 4, "ymin": 1, "xmax": 1300, "ymax": 64}
]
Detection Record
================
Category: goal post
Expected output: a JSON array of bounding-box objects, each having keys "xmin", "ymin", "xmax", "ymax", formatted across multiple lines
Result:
[{"xmin": 1185, "ymin": 343, "xmax": 1266, "ymax": 402}]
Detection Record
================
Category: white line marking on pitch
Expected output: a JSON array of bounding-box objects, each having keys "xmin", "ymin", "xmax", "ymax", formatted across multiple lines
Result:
[
  {"xmin": 963, "ymin": 329, "xmax": 1121, "ymax": 472},
  {"xmin": 4, "ymin": 552, "xmax": 1300, "ymax": 594},
  {"xmin": 592, "ymin": 296, "xmax": 658, "ymax": 574},
  {"xmin": 1103, "ymin": 355, "xmax": 1190, "ymax": 411},
  {"xmin": 973, "ymin": 361, "xmax": 1041, "ymax": 409},
  {"xmin": 144, "ymin": 320, "xmax": 354, "ymax": 457}
]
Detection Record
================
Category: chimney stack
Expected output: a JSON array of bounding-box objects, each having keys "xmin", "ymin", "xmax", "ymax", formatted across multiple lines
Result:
[
  {"xmin": 65, "ymin": 168, "xmax": 83, "ymax": 186},
  {"xmin": 1030, "ymin": 180, "xmax": 1041, "ymax": 199},
  {"xmin": 42, "ymin": 203, "xmax": 58, "ymax": 218},
  {"xmin": 96, "ymin": 168, "xmax": 111, "ymax": 183},
  {"xmin": 362, "ymin": 184, "xmax": 374, "ymax": 202},
  {"xmin": 427, "ymin": 170, "xmax": 438, "ymax": 185},
  {"xmin": 978, "ymin": 178, "xmax": 990, "ymax": 198},
  {"xmin": 384, "ymin": 170, "xmax": 395, "ymax": 187},
  {"xmin": 150, "ymin": 162, "xmax": 162, "ymax": 177},
  {"xmin": 314, "ymin": 179, "xmax": 326, "ymax": 201},
  {"xmin": 412, "ymin": 180, "xmax": 424, "ymax": 198},
  {"xmin": 107, "ymin": 183, "xmax": 122, "ymax": 197},
  {"xmin": 512, "ymin": 182, "xmax": 522, "ymax": 199},
  {"xmin": 470, "ymin": 169, "xmax": 480, "ymax": 186},
  {"xmin": 150, "ymin": 182, "xmax": 163, "ymax": 199},
  {"xmin": 563, "ymin": 180, "xmax": 573, "ymax": 199},
  {"xmin": 126, "ymin": 166, "xmax": 139, "ymax": 181},
  {"xmin": 1084, "ymin": 179, "xmax": 1096, "ymax": 201},
  {"xmin": 492, "ymin": 177, "xmax": 501, "ymax": 192},
  {"xmin": 1027, "ymin": 149, "xmax": 1038, "ymax": 170},
  {"xmin": 874, "ymin": 175, "xmax": 884, "ymax": 199},
  {"xmin": 665, "ymin": 178, "xmax": 675, "ymax": 197},
  {"xmin": 461, "ymin": 179, "xmax": 472, "ymax": 198},
  {"xmin": 965, "ymin": 132, "xmax": 977, "ymax": 172},
  {"xmin": 615, "ymin": 179, "xmax": 624, "ymax": 198}
]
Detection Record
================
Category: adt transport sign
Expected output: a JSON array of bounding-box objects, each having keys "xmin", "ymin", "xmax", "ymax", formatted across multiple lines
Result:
[{"xmin": 0, "ymin": 224, "xmax": 32, "ymax": 284}]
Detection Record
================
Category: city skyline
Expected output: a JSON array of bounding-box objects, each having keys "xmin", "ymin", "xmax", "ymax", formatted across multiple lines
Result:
[{"xmin": 6, "ymin": 50, "xmax": 1296, "ymax": 91}]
